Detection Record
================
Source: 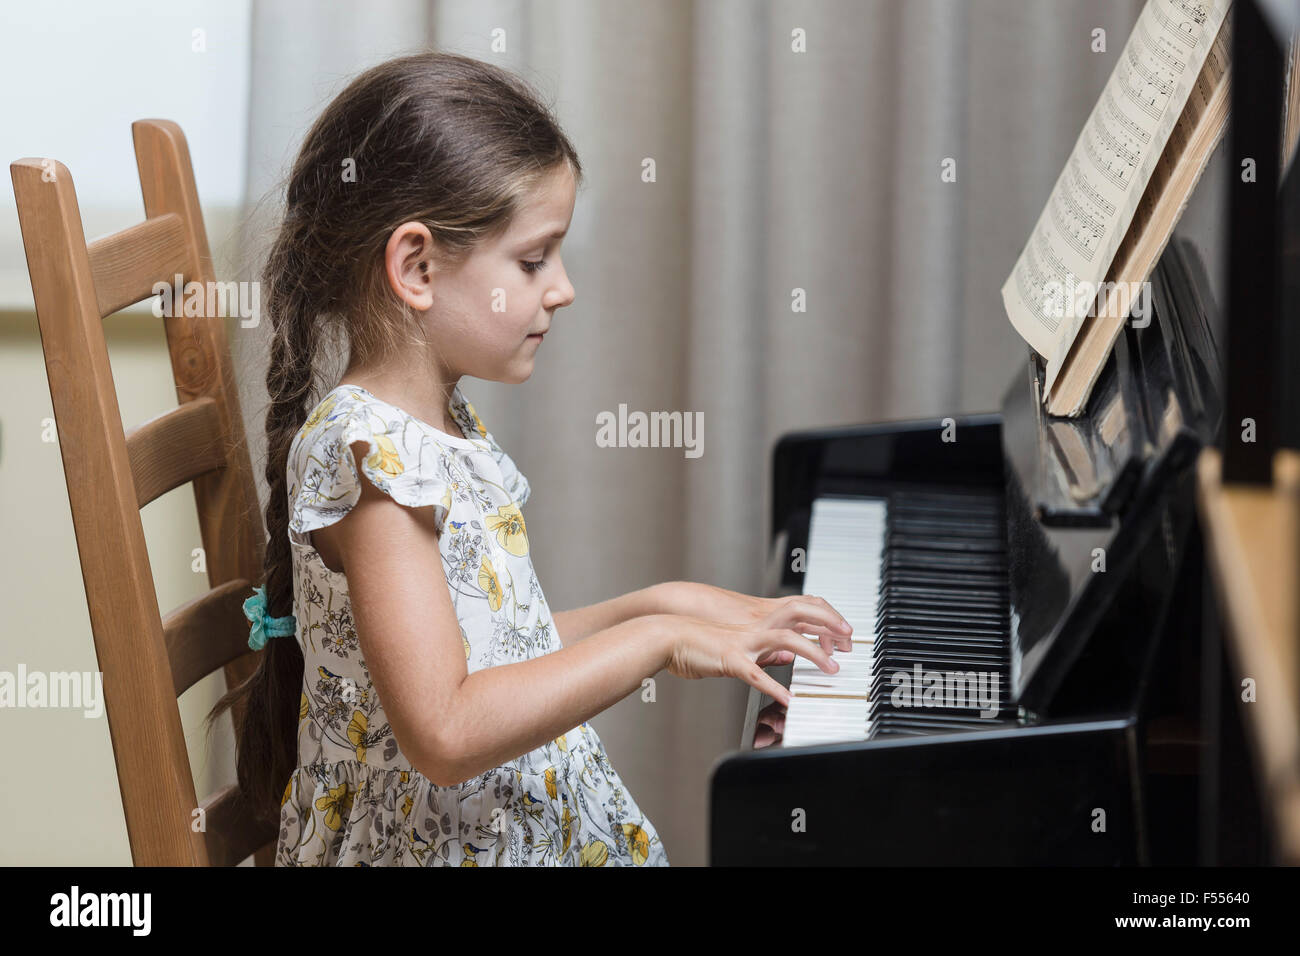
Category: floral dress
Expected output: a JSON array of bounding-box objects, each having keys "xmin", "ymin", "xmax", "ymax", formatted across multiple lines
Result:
[{"xmin": 276, "ymin": 382, "xmax": 669, "ymax": 866}]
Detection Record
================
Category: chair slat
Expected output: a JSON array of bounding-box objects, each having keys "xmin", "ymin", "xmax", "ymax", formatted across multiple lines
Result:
[
  {"xmin": 198, "ymin": 783, "xmax": 279, "ymax": 867},
  {"xmin": 125, "ymin": 397, "xmax": 226, "ymax": 508},
  {"xmin": 162, "ymin": 578, "xmax": 259, "ymax": 697},
  {"xmin": 87, "ymin": 213, "xmax": 191, "ymax": 317}
]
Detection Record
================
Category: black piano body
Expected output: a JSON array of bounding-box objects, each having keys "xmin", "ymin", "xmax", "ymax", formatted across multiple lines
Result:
[{"xmin": 708, "ymin": 236, "xmax": 1265, "ymax": 865}]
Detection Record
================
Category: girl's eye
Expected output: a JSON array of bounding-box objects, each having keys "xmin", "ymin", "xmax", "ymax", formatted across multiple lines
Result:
[{"xmin": 521, "ymin": 259, "xmax": 546, "ymax": 274}]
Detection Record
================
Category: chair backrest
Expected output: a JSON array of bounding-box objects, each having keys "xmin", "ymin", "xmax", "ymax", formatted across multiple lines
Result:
[{"xmin": 10, "ymin": 119, "xmax": 276, "ymax": 866}]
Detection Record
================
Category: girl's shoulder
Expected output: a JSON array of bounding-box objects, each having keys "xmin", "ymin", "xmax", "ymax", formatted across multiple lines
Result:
[
  {"xmin": 286, "ymin": 383, "xmax": 530, "ymax": 539},
  {"xmin": 446, "ymin": 387, "xmax": 532, "ymax": 507}
]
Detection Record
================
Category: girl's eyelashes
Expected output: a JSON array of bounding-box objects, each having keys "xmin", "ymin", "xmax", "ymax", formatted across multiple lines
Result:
[{"xmin": 520, "ymin": 259, "xmax": 546, "ymax": 274}]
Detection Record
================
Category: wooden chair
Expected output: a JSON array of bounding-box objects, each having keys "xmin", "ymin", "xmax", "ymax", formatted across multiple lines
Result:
[{"xmin": 10, "ymin": 119, "xmax": 276, "ymax": 866}]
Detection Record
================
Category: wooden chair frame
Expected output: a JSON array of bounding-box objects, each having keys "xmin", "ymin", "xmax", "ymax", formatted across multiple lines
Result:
[{"xmin": 11, "ymin": 119, "xmax": 275, "ymax": 866}]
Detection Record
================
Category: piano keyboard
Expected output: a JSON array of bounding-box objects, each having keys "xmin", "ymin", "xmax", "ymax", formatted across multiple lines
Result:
[
  {"xmin": 782, "ymin": 489, "xmax": 1013, "ymax": 748},
  {"xmin": 783, "ymin": 497, "xmax": 886, "ymax": 746}
]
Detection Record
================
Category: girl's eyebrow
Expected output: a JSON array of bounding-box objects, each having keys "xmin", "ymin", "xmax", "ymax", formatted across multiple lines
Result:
[{"xmin": 517, "ymin": 226, "xmax": 568, "ymax": 248}]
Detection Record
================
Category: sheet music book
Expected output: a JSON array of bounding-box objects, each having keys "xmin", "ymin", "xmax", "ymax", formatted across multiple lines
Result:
[{"xmin": 1000, "ymin": 0, "xmax": 1232, "ymax": 417}]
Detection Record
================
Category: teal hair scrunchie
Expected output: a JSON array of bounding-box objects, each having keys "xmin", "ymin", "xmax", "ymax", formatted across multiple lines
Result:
[{"xmin": 243, "ymin": 585, "xmax": 297, "ymax": 651}]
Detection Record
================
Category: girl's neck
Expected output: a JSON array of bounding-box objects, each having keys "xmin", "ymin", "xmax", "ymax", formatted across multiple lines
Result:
[{"xmin": 339, "ymin": 368, "xmax": 462, "ymax": 436}]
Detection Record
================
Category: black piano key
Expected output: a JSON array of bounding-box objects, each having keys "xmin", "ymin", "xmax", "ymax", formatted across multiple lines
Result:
[
  {"xmin": 868, "ymin": 487, "xmax": 1017, "ymax": 737},
  {"xmin": 875, "ymin": 606, "xmax": 1007, "ymax": 626},
  {"xmin": 878, "ymin": 584, "xmax": 1008, "ymax": 601}
]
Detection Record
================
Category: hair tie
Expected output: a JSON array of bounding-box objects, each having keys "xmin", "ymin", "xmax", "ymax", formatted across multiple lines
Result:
[{"xmin": 243, "ymin": 585, "xmax": 297, "ymax": 650}]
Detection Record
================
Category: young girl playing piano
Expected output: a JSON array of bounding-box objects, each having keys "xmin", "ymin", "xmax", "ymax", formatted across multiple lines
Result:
[{"xmin": 207, "ymin": 51, "xmax": 850, "ymax": 866}]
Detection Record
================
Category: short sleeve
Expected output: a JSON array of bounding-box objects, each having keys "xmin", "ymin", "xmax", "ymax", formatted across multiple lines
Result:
[{"xmin": 287, "ymin": 392, "xmax": 456, "ymax": 539}]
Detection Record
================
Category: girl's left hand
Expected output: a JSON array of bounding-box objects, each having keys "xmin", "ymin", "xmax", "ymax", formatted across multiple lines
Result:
[
  {"xmin": 753, "ymin": 700, "xmax": 787, "ymax": 749},
  {"xmin": 652, "ymin": 582, "xmax": 853, "ymax": 662}
]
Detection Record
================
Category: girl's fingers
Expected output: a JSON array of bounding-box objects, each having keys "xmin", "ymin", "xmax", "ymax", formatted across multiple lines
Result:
[
  {"xmin": 801, "ymin": 595, "xmax": 853, "ymax": 634},
  {"xmin": 771, "ymin": 628, "xmax": 838, "ymax": 674},
  {"xmin": 739, "ymin": 661, "xmax": 793, "ymax": 706},
  {"xmin": 755, "ymin": 648, "xmax": 795, "ymax": 667},
  {"xmin": 756, "ymin": 706, "xmax": 786, "ymax": 735},
  {"xmin": 772, "ymin": 601, "xmax": 853, "ymax": 645},
  {"xmin": 796, "ymin": 623, "xmax": 853, "ymax": 653}
]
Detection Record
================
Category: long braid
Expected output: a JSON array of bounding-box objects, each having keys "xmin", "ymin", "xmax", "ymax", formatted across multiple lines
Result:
[{"xmin": 205, "ymin": 250, "xmax": 321, "ymax": 822}]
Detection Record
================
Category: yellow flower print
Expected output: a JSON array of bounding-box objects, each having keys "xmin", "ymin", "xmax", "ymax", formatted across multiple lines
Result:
[
  {"xmin": 560, "ymin": 802, "xmax": 574, "ymax": 854},
  {"xmin": 365, "ymin": 434, "xmax": 404, "ymax": 478},
  {"xmin": 554, "ymin": 733, "xmax": 568, "ymax": 752},
  {"xmin": 622, "ymin": 823, "xmax": 651, "ymax": 865},
  {"xmin": 545, "ymin": 767, "xmax": 558, "ymax": 800},
  {"xmin": 462, "ymin": 400, "xmax": 488, "ymax": 438},
  {"xmin": 401, "ymin": 794, "xmax": 413, "ymax": 818},
  {"xmin": 302, "ymin": 394, "xmax": 338, "ymax": 436},
  {"xmin": 299, "ymin": 692, "xmax": 308, "ymax": 721},
  {"xmin": 281, "ymin": 778, "xmax": 293, "ymax": 807},
  {"xmin": 486, "ymin": 502, "xmax": 529, "ymax": 556},
  {"xmin": 581, "ymin": 840, "xmax": 609, "ymax": 867},
  {"xmin": 478, "ymin": 557, "xmax": 503, "ymax": 611},
  {"xmin": 315, "ymin": 783, "xmax": 355, "ymax": 831},
  {"xmin": 346, "ymin": 710, "xmax": 367, "ymax": 763},
  {"xmin": 439, "ymin": 485, "xmax": 452, "ymax": 516},
  {"xmin": 462, "ymin": 629, "xmax": 471, "ymax": 659}
]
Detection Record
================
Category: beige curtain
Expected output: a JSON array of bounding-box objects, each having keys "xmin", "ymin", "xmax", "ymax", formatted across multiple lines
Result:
[{"xmin": 234, "ymin": 0, "xmax": 1143, "ymax": 865}]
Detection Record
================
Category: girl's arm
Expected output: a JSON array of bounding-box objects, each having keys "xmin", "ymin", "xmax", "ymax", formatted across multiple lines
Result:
[
  {"xmin": 651, "ymin": 581, "xmax": 852, "ymax": 654},
  {"xmin": 555, "ymin": 581, "xmax": 851, "ymax": 655},
  {"xmin": 550, "ymin": 584, "xmax": 673, "ymax": 646},
  {"xmin": 550, "ymin": 592, "xmax": 652, "ymax": 646},
  {"xmin": 330, "ymin": 445, "xmax": 843, "ymax": 787}
]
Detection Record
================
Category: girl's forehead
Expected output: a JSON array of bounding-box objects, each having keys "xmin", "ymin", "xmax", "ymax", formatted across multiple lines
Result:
[
  {"xmin": 523, "ymin": 166, "xmax": 576, "ymax": 214},
  {"xmin": 507, "ymin": 172, "xmax": 576, "ymax": 239}
]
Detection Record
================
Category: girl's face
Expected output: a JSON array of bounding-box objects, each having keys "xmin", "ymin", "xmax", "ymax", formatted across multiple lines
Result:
[{"xmin": 421, "ymin": 163, "xmax": 577, "ymax": 385}]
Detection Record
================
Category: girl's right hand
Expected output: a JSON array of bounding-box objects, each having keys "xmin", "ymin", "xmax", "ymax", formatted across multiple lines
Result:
[{"xmin": 662, "ymin": 600, "xmax": 848, "ymax": 705}]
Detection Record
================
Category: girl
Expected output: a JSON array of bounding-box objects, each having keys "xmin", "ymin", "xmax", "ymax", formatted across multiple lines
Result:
[{"xmin": 208, "ymin": 51, "xmax": 850, "ymax": 867}]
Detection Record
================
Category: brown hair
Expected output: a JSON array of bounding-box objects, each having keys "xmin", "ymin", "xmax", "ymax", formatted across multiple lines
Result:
[{"xmin": 205, "ymin": 50, "xmax": 583, "ymax": 825}]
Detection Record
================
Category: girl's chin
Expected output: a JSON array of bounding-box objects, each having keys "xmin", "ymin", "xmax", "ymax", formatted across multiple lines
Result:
[{"xmin": 505, "ymin": 359, "xmax": 535, "ymax": 384}]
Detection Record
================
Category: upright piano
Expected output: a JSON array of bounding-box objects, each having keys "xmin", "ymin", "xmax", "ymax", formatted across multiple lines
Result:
[
  {"xmin": 710, "ymin": 1, "xmax": 1298, "ymax": 869},
  {"xmin": 708, "ymin": 228, "xmax": 1268, "ymax": 866}
]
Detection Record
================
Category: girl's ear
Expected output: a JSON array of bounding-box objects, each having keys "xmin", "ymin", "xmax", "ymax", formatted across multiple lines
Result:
[{"xmin": 384, "ymin": 222, "xmax": 436, "ymax": 311}]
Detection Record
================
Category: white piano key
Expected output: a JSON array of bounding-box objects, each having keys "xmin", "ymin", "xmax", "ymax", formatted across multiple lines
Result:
[{"xmin": 779, "ymin": 495, "xmax": 886, "ymax": 748}]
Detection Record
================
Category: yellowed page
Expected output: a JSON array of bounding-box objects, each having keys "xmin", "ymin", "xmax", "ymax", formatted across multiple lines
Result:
[
  {"xmin": 1000, "ymin": 0, "xmax": 1231, "ymax": 395},
  {"xmin": 1046, "ymin": 17, "xmax": 1231, "ymax": 416}
]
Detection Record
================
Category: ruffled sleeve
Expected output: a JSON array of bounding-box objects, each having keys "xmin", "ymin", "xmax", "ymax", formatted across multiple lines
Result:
[{"xmin": 287, "ymin": 391, "xmax": 456, "ymax": 539}]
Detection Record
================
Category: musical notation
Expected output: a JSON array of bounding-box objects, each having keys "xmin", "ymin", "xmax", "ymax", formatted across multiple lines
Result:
[
  {"xmin": 1050, "ymin": 176, "xmax": 1105, "ymax": 262},
  {"xmin": 1001, "ymin": 0, "xmax": 1229, "ymax": 374},
  {"xmin": 1069, "ymin": 154, "xmax": 1117, "ymax": 220}
]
